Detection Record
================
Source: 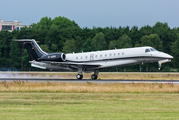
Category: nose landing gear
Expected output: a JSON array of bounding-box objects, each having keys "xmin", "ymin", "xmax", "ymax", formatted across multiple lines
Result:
[
  {"xmin": 158, "ymin": 67, "xmax": 163, "ymax": 71},
  {"xmin": 158, "ymin": 63, "xmax": 163, "ymax": 71},
  {"xmin": 158, "ymin": 59, "xmax": 171, "ymax": 71}
]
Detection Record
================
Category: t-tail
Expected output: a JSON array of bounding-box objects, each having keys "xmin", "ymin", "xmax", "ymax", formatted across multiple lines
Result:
[{"xmin": 13, "ymin": 39, "xmax": 66, "ymax": 62}]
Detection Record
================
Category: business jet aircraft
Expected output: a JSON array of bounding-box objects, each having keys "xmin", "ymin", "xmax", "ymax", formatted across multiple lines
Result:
[{"xmin": 15, "ymin": 39, "xmax": 173, "ymax": 80}]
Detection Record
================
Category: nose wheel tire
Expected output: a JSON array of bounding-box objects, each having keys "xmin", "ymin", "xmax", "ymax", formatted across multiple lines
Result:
[
  {"xmin": 158, "ymin": 67, "xmax": 163, "ymax": 70},
  {"xmin": 91, "ymin": 74, "xmax": 98, "ymax": 80},
  {"xmin": 76, "ymin": 74, "xmax": 83, "ymax": 80}
]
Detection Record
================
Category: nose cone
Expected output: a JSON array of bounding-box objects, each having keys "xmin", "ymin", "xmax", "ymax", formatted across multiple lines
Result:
[
  {"xmin": 159, "ymin": 52, "xmax": 173, "ymax": 59},
  {"xmin": 165, "ymin": 53, "xmax": 173, "ymax": 59},
  {"xmin": 168, "ymin": 55, "xmax": 173, "ymax": 59}
]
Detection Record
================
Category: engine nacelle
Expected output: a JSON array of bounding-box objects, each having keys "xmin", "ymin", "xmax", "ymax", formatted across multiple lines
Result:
[{"xmin": 38, "ymin": 53, "xmax": 66, "ymax": 62}]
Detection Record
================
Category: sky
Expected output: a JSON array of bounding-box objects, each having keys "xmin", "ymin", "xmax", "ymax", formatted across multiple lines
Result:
[{"xmin": 1, "ymin": 0, "xmax": 179, "ymax": 29}]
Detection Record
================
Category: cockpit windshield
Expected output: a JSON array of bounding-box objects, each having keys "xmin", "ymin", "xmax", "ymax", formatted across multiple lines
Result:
[
  {"xmin": 150, "ymin": 48, "xmax": 157, "ymax": 51},
  {"xmin": 145, "ymin": 48, "xmax": 157, "ymax": 53}
]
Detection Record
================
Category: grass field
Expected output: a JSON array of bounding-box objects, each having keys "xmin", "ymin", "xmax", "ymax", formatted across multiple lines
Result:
[
  {"xmin": 1, "ymin": 72, "xmax": 179, "ymax": 119},
  {"xmin": 1, "ymin": 72, "xmax": 179, "ymax": 80},
  {"xmin": 0, "ymin": 92, "xmax": 179, "ymax": 120},
  {"xmin": 0, "ymin": 81, "xmax": 179, "ymax": 93}
]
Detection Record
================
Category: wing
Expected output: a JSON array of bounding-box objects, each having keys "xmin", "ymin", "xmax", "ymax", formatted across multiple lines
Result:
[{"xmin": 45, "ymin": 61, "xmax": 101, "ymax": 68}]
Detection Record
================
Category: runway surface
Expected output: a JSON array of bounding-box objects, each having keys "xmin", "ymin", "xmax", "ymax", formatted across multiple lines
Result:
[{"xmin": 0, "ymin": 78, "xmax": 178, "ymax": 84}]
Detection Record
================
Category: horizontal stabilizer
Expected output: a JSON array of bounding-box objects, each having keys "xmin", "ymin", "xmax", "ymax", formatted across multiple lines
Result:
[
  {"xmin": 11, "ymin": 39, "xmax": 39, "ymax": 42},
  {"xmin": 31, "ymin": 64, "xmax": 46, "ymax": 69}
]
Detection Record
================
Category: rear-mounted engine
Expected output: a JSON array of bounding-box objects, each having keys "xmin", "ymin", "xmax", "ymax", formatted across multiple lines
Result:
[{"xmin": 38, "ymin": 53, "xmax": 66, "ymax": 62}]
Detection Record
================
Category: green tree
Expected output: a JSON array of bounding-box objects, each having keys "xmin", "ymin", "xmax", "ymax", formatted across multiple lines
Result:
[
  {"xmin": 171, "ymin": 33, "xmax": 179, "ymax": 68},
  {"xmin": 140, "ymin": 35, "xmax": 150, "ymax": 46},
  {"xmin": 121, "ymin": 26, "xmax": 130, "ymax": 36},
  {"xmin": 108, "ymin": 40, "xmax": 117, "ymax": 50},
  {"xmin": 140, "ymin": 34, "xmax": 163, "ymax": 51},
  {"xmin": 62, "ymin": 39, "xmax": 77, "ymax": 53},
  {"xmin": 116, "ymin": 34, "xmax": 132, "ymax": 49},
  {"xmin": 34, "ymin": 17, "xmax": 52, "ymax": 44},
  {"xmin": 51, "ymin": 44, "xmax": 58, "ymax": 52},
  {"xmin": 152, "ymin": 22, "xmax": 172, "ymax": 53},
  {"xmin": 129, "ymin": 26, "xmax": 142, "ymax": 46},
  {"xmin": 148, "ymin": 34, "xmax": 163, "ymax": 51},
  {"xmin": 48, "ymin": 16, "xmax": 80, "ymax": 51},
  {"xmin": 82, "ymin": 27, "xmax": 95, "ymax": 41},
  {"xmin": 40, "ymin": 45, "xmax": 51, "ymax": 53},
  {"xmin": 135, "ymin": 42, "xmax": 141, "ymax": 47},
  {"xmin": 35, "ymin": 17, "xmax": 52, "ymax": 30},
  {"xmin": 15, "ymin": 27, "xmax": 33, "ymax": 39},
  {"xmin": 140, "ymin": 34, "xmax": 163, "ymax": 71},
  {"xmin": 46, "ymin": 41, "xmax": 52, "ymax": 50},
  {"xmin": 103, "ymin": 27, "xmax": 119, "ymax": 45},
  {"xmin": 9, "ymin": 41, "xmax": 21, "ymax": 68},
  {"xmin": 52, "ymin": 16, "xmax": 79, "ymax": 29},
  {"xmin": 0, "ymin": 17, "xmax": 178, "ymax": 71},
  {"xmin": 91, "ymin": 32, "xmax": 106, "ymax": 51},
  {"xmin": 82, "ymin": 37, "xmax": 92, "ymax": 52},
  {"xmin": 0, "ymin": 31, "xmax": 12, "ymax": 68},
  {"xmin": 75, "ymin": 36, "xmax": 84, "ymax": 52},
  {"xmin": 22, "ymin": 49, "xmax": 31, "ymax": 68},
  {"xmin": 139, "ymin": 25, "xmax": 152, "ymax": 36}
]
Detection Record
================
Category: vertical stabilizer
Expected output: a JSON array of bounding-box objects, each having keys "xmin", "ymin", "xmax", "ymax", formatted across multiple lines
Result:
[{"xmin": 13, "ymin": 39, "xmax": 48, "ymax": 61}]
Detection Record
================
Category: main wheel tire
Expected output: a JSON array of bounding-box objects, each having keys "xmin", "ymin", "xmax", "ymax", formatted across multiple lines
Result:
[
  {"xmin": 80, "ymin": 75, "xmax": 83, "ymax": 79},
  {"xmin": 95, "ymin": 75, "xmax": 98, "ymax": 79},
  {"xmin": 91, "ymin": 74, "xmax": 97, "ymax": 80},
  {"xmin": 76, "ymin": 74, "xmax": 82, "ymax": 80}
]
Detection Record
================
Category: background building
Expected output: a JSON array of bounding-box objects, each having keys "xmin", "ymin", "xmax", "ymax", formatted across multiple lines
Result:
[{"xmin": 0, "ymin": 19, "xmax": 29, "ymax": 32}]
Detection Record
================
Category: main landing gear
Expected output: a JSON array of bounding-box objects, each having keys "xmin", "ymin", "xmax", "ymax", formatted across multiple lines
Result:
[
  {"xmin": 76, "ymin": 74, "xmax": 83, "ymax": 80},
  {"xmin": 76, "ymin": 67, "xmax": 83, "ymax": 80},
  {"xmin": 91, "ymin": 74, "xmax": 98, "ymax": 80},
  {"xmin": 76, "ymin": 67, "xmax": 99, "ymax": 80},
  {"xmin": 91, "ymin": 70, "xmax": 99, "ymax": 80}
]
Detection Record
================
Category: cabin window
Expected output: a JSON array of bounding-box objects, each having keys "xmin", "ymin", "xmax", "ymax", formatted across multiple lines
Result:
[
  {"xmin": 76, "ymin": 57, "xmax": 78, "ymax": 59},
  {"xmin": 85, "ymin": 56, "xmax": 87, "ymax": 59},
  {"xmin": 100, "ymin": 55, "xmax": 102, "ymax": 57},
  {"xmin": 95, "ymin": 55, "xmax": 97, "ymax": 58},
  {"xmin": 122, "ymin": 53, "xmax": 124, "ymax": 55},
  {"xmin": 81, "ymin": 56, "xmax": 83, "ymax": 59},
  {"xmin": 114, "ymin": 53, "xmax": 116, "ymax": 56},
  {"xmin": 145, "ymin": 49, "xmax": 150, "ymax": 53},
  {"xmin": 105, "ymin": 54, "xmax": 107, "ymax": 57},
  {"xmin": 118, "ymin": 53, "xmax": 120, "ymax": 55},
  {"xmin": 110, "ymin": 54, "xmax": 112, "ymax": 56},
  {"xmin": 150, "ymin": 48, "xmax": 157, "ymax": 51}
]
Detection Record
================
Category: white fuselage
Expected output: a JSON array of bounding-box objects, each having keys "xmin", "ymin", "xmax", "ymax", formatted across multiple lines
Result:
[
  {"xmin": 30, "ymin": 46, "xmax": 173, "ymax": 72},
  {"xmin": 66, "ymin": 47, "xmax": 172, "ymax": 70}
]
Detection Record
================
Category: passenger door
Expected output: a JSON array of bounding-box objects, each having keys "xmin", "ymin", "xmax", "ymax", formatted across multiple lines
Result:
[{"xmin": 90, "ymin": 54, "xmax": 94, "ymax": 61}]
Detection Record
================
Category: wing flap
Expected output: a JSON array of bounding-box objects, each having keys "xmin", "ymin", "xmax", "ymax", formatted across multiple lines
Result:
[{"xmin": 46, "ymin": 61, "xmax": 101, "ymax": 68}]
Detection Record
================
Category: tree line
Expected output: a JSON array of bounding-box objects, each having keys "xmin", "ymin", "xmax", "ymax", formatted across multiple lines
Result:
[{"xmin": 0, "ymin": 16, "xmax": 179, "ymax": 72}]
